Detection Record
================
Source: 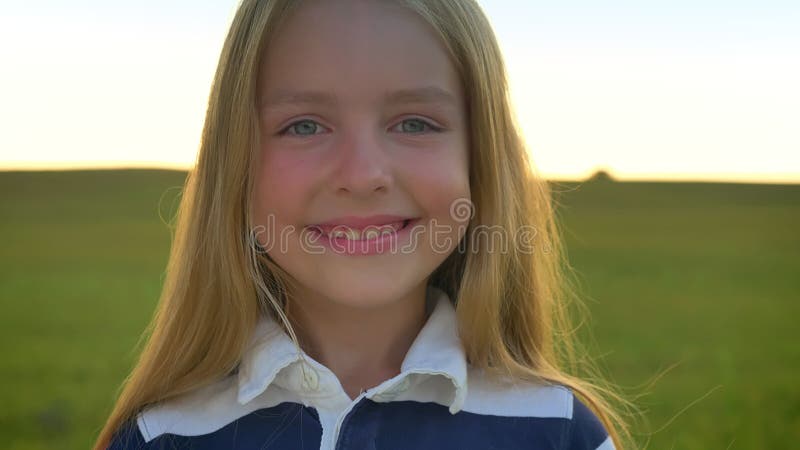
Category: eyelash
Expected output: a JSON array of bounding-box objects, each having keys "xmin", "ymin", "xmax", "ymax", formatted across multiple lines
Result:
[{"xmin": 278, "ymin": 117, "xmax": 443, "ymax": 137}]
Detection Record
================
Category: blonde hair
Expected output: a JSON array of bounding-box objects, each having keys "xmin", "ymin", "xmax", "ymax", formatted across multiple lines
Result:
[{"xmin": 94, "ymin": 0, "xmax": 635, "ymax": 448}]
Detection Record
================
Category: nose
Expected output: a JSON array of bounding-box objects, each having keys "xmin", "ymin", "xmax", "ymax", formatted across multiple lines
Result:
[{"xmin": 331, "ymin": 129, "xmax": 393, "ymax": 197}]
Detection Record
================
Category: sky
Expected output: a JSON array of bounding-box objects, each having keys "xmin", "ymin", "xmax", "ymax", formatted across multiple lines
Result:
[{"xmin": 0, "ymin": 0, "xmax": 798, "ymax": 183}]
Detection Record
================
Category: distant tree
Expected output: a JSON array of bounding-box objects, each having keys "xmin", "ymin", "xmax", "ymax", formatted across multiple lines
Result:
[{"xmin": 587, "ymin": 168, "xmax": 616, "ymax": 182}]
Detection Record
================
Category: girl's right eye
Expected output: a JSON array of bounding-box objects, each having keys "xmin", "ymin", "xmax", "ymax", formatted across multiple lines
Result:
[{"xmin": 279, "ymin": 119, "xmax": 325, "ymax": 137}]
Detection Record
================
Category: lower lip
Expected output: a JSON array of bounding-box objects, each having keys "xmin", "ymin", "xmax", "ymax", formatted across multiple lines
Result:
[{"xmin": 304, "ymin": 218, "xmax": 421, "ymax": 256}]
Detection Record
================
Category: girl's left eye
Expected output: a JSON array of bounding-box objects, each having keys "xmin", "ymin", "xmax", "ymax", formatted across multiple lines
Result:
[{"xmin": 392, "ymin": 118, "xmax": 443, "ymax": 134}]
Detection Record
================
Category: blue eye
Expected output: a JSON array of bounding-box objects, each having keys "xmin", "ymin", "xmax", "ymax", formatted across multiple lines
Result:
[
  {"xmin": 279, "ymin": 120, "xmax": 323, "ymax": 137},
  {"xmin": 278, "ymin": 117, "xmax": 443, "ymax": 138},
  {"xmin": 396, "ymin": 118, "xmax": 442, "ymax": 134}
]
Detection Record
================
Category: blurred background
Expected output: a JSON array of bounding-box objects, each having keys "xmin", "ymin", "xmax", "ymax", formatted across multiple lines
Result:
[{"xmin": 1, "ymin": 1, "xmax": 797, "ymax": 448}]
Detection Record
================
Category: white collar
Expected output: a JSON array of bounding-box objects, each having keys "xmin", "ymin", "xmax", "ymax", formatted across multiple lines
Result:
[{"xmin": 236, "ymin": 285, "xmax": 468, "ymax": 414}]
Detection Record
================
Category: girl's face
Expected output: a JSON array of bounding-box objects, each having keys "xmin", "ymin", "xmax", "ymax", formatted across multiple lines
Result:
[{"xmin": 254, "ymin": 0, "xmax": 470, "ymax": 309}]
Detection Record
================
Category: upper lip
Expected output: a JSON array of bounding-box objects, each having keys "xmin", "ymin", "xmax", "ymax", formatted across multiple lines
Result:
[{"xmin": 308, "ymin": 215, "xmax": 415, "ymax": 230}]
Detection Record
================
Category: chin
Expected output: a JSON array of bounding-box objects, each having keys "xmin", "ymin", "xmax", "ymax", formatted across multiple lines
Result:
[
  {"xmin": 327, "ymin": 282, "xmax": 408, "ymax": 309},
  {"xmin": 307, "ymin": 270, "xmax": 419, "ymax": 310}
]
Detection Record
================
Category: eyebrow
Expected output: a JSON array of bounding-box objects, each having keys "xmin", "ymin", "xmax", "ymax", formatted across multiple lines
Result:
[
  {"xmin": 384, "ymin": 86, "xmax": 458, "ymax": 107},
  {"xmin": 260, "ymin": 86, "xmax": 458, "ymax": 109}
]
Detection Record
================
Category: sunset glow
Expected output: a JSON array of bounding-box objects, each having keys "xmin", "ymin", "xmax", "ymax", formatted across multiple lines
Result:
[{"xmin": 1, "ymin": 1, "xmax": 797, "ymax": 183}]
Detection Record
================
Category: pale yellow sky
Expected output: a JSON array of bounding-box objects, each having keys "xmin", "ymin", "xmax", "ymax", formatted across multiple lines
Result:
[{"xmin": 1, "ymin": 1, "xmax": 798, "ymax": 183}]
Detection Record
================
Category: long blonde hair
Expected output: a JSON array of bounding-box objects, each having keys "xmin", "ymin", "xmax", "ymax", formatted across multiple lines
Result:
[{"xmin": 95, "ymin": 0, "xmax": 635, "ymax": 448}]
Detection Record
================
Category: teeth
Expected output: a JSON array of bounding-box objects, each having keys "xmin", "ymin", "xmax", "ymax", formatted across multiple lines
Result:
[
  {"xmin": 324, "ymin": 221, "xmax": 404, "ymax": 241},
  {"xmin": 330, "ymin": 229, "xmax": 360, "ymax": 240}
]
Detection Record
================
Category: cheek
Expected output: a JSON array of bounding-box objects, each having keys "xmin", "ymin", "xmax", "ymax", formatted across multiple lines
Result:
[
  {"xmin": 254, "ymin": 150, "xmax": 322, "ymax": 223},
  {"xmin": 397, "ymin": 145, "xmax": 470, "ymax": 217},
  {"xmin": 395, "ymin": 147, "xmax": 470, "ymax": 257}
]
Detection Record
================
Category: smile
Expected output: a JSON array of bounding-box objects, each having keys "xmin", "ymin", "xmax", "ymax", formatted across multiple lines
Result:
[
  {"xmin": 308, "ymin": 219, "xmax": 411, "ymax": 241},
  {"xmin": 304, "ymin": 218, "xmax": 421, "ymax": 256}
]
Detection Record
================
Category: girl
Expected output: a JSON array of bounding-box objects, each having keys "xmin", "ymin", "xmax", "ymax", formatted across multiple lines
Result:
[{"xmin": 96, "ymin": 0, "xmax": 632, "ymax": 449}]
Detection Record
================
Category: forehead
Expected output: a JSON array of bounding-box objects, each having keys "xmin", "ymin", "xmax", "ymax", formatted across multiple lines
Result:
[{"xmin": 257, "ymin": 0, "xmax": 463, "ymax": 108}]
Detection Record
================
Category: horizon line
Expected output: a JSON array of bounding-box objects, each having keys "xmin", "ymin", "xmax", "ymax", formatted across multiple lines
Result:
[{"xmin": 2, "ymin": 163, "xmax": 798, "ymax": 186}]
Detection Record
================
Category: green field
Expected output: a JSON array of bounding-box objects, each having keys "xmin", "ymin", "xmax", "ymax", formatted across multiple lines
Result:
[{"xmin": 1, "ymin": 170, "xmax": 798, "ymax": 449}]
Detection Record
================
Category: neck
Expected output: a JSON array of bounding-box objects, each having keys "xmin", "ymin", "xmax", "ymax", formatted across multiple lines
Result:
[{"xmin": 285, "ymin": 282, "xmax": 429, "ymax": 400}]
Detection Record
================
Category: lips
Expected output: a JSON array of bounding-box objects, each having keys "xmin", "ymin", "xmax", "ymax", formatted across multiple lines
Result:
[
  {"xmin": 316, "ymin": 220, "xmax": 406, "ymax": 238},
  {"xmin": 307, "ymin": 218, "xmax": 416, "ymax": 240},
  {"xmin": 305, "ymin": 215, "xmax": 417, "ymax": 237},
  {"xmin": 303, "ymin": 218, "xmax": 421, "ymax": 255}
]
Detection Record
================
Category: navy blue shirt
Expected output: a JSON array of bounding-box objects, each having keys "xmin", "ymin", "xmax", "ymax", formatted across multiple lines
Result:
[{"xmin": 108, "ymin": 287, "xmax": 614, "ymax": 450}]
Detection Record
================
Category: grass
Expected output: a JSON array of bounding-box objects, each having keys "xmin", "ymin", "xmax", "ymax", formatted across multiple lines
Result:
[
  {"xmin": 551, "ymin": 178, "xmax": 800, "ymax": 448},
  {"xmin": 0, "ymin": 169, "xmax": 797, "ymax": 449}
]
